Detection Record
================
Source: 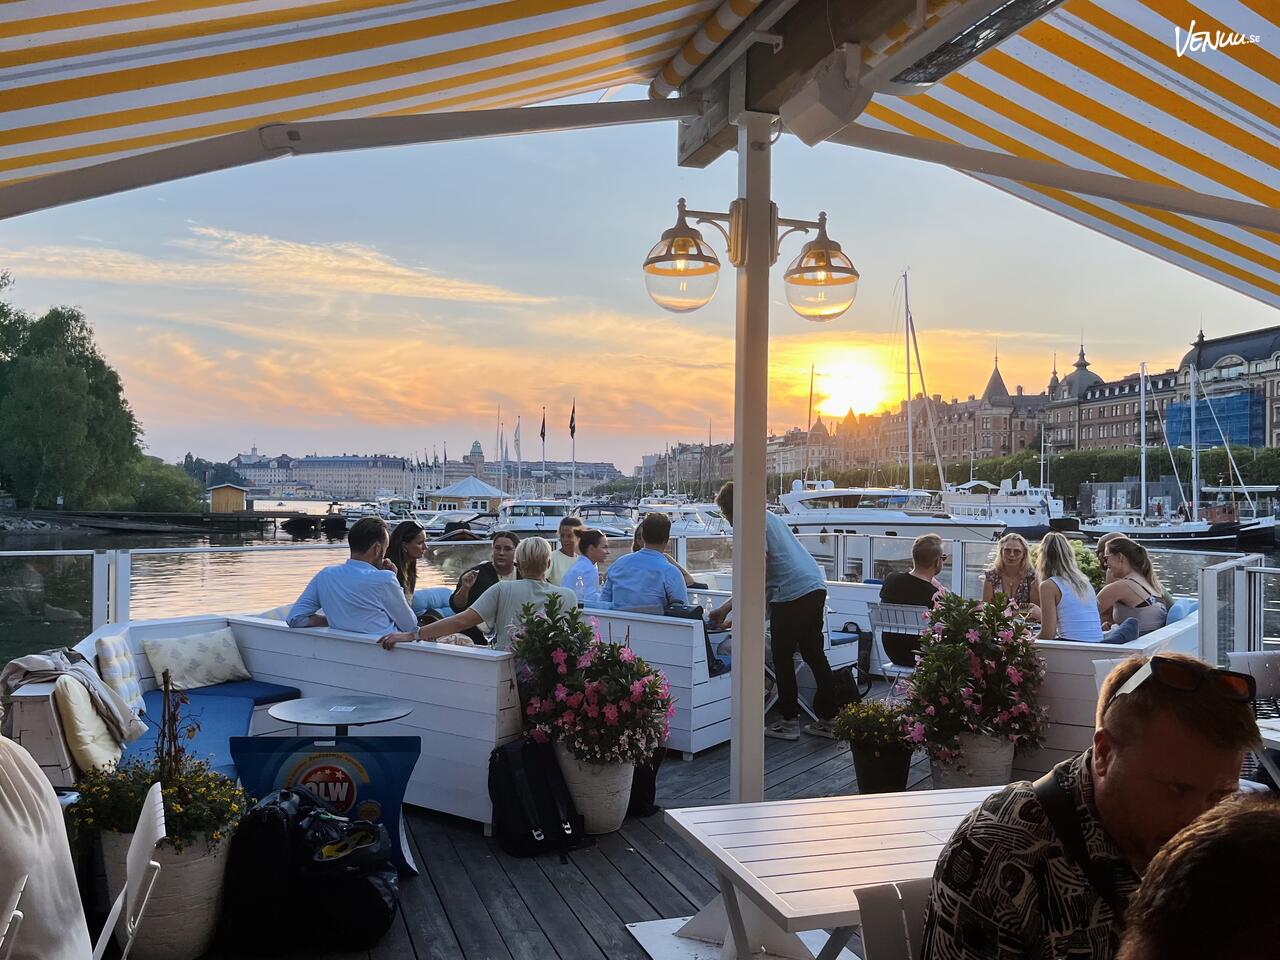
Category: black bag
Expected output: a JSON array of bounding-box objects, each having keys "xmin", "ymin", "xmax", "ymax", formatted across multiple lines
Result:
[
  {"xmin": 628, "ymin": 745, "xmax": 666, "ymax": 818},
  {"xmin": 488, "ymin": 738, "xmax": 583, "ymax": 858},
  {"xmin": 222, "ymin": 789, "xmax": 399, "ymax": 955},
  {"xmin": 665, "ymin": 602, "xmax": 727, "ymax": 676}
]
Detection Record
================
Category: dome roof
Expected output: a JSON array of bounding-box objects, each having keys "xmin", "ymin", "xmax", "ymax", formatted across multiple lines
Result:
[
  {"xmin": 468, "ymin": 440, "xmax": 483, "ymax": 457},
  {"xmin": 1059, "ymin": 345, "xmax": 1103, "ymax": 397}
]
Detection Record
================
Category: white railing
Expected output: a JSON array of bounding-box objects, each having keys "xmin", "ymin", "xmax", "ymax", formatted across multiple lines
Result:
[{"xmin": 1199, "ymin": 554, "xmax": 1269, "ymax": 664}]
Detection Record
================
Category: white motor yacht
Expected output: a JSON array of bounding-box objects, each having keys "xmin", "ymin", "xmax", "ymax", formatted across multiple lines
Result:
[
  {"xmin": 573, "ymin": 503, "xmax": 637, "ymax": 538},
  {"xmin": 942, "ymin": 477, "xmax": 1074, "ymax": 539},
  {"xmin": 638, "ymin": 501, "xmax": 728, "ymax": 536},
  {"xmin": 492, "ymin": 498, "xmax": 573, "ymax": 537},
  {"xmin": 779, "ymin": 480, "xmax": 1005, "ymax": 542}
]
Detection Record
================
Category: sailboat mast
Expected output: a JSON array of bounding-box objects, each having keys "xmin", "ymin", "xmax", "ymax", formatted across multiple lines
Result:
[
  {"xmin": 805, "ymin": 364, "xmax": 814, "ymax": 481},
  {"xmin": 1139, "ymin": 363, "xmax": 1147, "ymax": 521},
  {"xmin": 904, "ymin": 273, "xmax": 914, "ymax": 489},
  {"xmin": 1190, "ymin": 364, "xmax": 1199, "ymax": 520}
]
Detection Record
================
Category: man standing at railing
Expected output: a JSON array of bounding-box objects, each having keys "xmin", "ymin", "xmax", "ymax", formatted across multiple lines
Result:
[{"xmin": 709, "ymin": 481, "xmax": 838, "ymax": 740}]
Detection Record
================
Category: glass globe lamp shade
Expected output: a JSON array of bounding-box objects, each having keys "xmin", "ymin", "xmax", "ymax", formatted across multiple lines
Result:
[
  {"xmin": 783, "ymin": 216, "xmax": 859, "ymax": 322},
  {"xmin": 643, "ymin": 201, "xmax": 721, "ymax": 313}
]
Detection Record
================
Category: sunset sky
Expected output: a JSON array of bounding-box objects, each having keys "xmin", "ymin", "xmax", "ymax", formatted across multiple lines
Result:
[{"xmin": 1, "ymin": 90, "xmax": 1276, "ymax": 473}]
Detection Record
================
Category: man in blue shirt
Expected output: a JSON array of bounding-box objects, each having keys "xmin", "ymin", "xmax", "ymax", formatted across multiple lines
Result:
[
  {"xmin": 600, "ymin": 513, "xmax": 688, "ymax": 610},
  {"xmin": 287, "ymin": 517, "xmax": 419, "ymax": 636},
  {"xmin": 708, "ymin": 481, "xmax": 837, "ymax": 740}
]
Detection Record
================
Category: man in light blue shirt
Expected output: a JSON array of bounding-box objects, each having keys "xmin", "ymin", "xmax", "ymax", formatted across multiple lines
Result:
[
  {"xmin": 708, "ymin": 481, "xmax": 836, "ymax": 741},
  {"xmin": 287, "ymin": 517, "xmax": 418, "ymax": 636},
  {"xmin": 600, "ymin": 513, "xmax": 688, "ymax": 611}
]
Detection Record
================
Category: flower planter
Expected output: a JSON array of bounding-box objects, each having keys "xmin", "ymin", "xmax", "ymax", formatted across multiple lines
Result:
[
  {"xmin": 849, "ymin": 743, "xmax": 913, "ymax": 794},
  {"xmin": 101, "ymin": 831, "xmax": 228, "ymax": 960},
  {"xmin": 554, "ymin": 742, "xmax": 635, "ymax": 834},
  {"xmin": 930, "ymin": 733, "xmax": 1015, "ymax": 789}
]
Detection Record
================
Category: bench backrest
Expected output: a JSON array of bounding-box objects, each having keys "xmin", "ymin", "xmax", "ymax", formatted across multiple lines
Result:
[
  {"xmin": 868, "ymin": 602, "xmax": 930, "ymax": 633},
  {"xmin": 587, "ymin": 609, "xmax": 710, "ymax": 687}
]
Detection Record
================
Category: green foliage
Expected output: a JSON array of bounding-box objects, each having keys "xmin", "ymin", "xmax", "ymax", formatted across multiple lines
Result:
[
  {"xmin": 901, "ymin": 591, "xmax": 1048, "ymax": 769},
  {"xmin": 511, "ymin": 594, "xmax": 674, "ymax": 764},
  {"xmin": 833, "ymin": 699, "xmax": 909, "ymax": 753},
  {"xmin": 129, "ymin": 456, "xmax": 204, "ymax": 511},
  {"xmin": 182, "ymin": 453, "xmax": 246, "ymax": 488},
  {"xmin": 1031, "ymin": 539, "xmax": 1105, "ymax": 592},
  {"xmin": 72, "ymin": 678, "xmax": 246, "ymax": 852}
]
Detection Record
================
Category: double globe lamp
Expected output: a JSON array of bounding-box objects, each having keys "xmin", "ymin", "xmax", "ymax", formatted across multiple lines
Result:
[{"xmin": 642, "ymin": 198, "xmax": 859, "ymax": 321}]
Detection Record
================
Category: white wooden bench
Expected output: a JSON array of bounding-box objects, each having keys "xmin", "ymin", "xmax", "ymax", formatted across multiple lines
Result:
[{"xmin": 9, "ymin": 615, "xmax": 521, "ymax": 830}]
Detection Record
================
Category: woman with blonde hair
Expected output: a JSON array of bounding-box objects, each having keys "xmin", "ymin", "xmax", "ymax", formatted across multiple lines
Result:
[
  {"xmin": 982, "ymin": 532, "xmax": 1040, "ymax": 618},
  {"xmin": 379, "ymin": 535, "xmax": 576, "ymax": 650},
  {"xmin": 1036, "ymin": 532, "xmax": 1105, "ymax": 642},
  {"xmin": 1096, "ymin": 536, "xmax": 1168, "ymax": 635}
]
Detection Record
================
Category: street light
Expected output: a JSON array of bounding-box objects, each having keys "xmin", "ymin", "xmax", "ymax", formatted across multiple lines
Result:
[{"xmin": 643, "ymin": 198, "xmax": 858, "ymax": 320}]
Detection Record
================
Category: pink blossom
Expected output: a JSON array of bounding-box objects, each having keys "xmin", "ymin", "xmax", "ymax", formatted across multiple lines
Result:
[
  {"xmin": 603, "ymin": 704, "xmax": 619, "ymax": 725},
  {"xmin": 577, "ymin": 650, "xmax": 594, "ymax": 668},
  {"xmin": 967, "ymin": 652, "xmax": 983, "ymax": 678},
  {"xmin": 566, "ymin": 692, "xmax": 584, "ymax": 709},
  {"xmin": 965, "ymin": 629, "xmax": 980, "ymax": 644},
  {"xmin": 1003, "ymin": 606, "xmax": 1015, "ymax": 618},
  {"xmin": 925, "ymin": 706, "xmax": 936, "ymax": 716},
  {"xmin": 619, "ymin": 647, "xmax": 637, "ymax": 664},
  {"xmin": 550, "ymin": 648, "xmax": 567, "ymax": 666},
  {"xmin": 665, "ymin": 702, "xmax": 677, "ymax": 718},
  {"xmin": 939, "ymin": 695, "xmax": 950, "ymax": 706},
  {"xmin": 557, "ymin": 664, "xmax": 567, "ymax": 675},
  {"xmin": 998, "ymin": 630, "xmax": 1014, "ymax": 643},
  {"xmin": 909, "ymin": 722, "xmax": 926, "ymax": 744},
  {"xmin": 933, "ymin": 624, "xmax": 946, "ymax": 637},
  {"xmin": 589, "ymin": 616, "xmax": 602, "ymax": 640},
  {"xmin": 1006, "ymin": 665, "xmax": 1023, "ymax": 686},
  {"xmin": 619, "ymin": 700, "xmax": 632, "ymax": 713},
  {"xmin": 560, "ymin": 710, "xmax": 577, "ymax": 726},
  {"xmin": 585, "ymin": 703, "xmax": 600, "ymax": 718},
  {"xmin": 530, "ymin": 727, "xmax": 549, "ymax": 744},
  {"xmin": 630, "ymin": 680, "xmax": 646, "ymax": 702},
  {"xmin": 554, "ymin": 683, "xmax": 568, "ymax": 702},
  {"xmin": 526, "ymin": 701, "xmax": 540, "ymax": 717},
  {"xmin": 995, "ymin": 711, "xmax": 1011, "ymax": 725},
  {"xmin": 920, "ymin": 610, "xmax": 931, "ymax": 621}
]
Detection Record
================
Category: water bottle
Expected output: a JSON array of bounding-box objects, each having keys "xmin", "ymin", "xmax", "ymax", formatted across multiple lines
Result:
[{"xmin": 574, "ymin": 575, "xmax": 587, "ymax": 604}]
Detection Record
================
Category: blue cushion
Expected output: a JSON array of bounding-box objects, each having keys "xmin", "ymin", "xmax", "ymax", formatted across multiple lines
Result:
[
  {"xmin": 188, "ymin": 679, "xmax": 300, "ymax": 705},
  {"xmin": 413, "ymin": 587, "xmax": 453, "ymax": 616},
  {"xmin": 1167, "ymin": 598, "xmax": 1199, "ymax": 625},
  {"xmin": 122, "ymin": 689, "xmax": 254, "ymax": 779}
]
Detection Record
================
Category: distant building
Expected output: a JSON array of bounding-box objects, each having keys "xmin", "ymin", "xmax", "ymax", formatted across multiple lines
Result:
[
  {"xmin": 230, "ymin": 450, "xmax": 410, "ymax": 500},
  {"xmin": 207, "ymin": 483, "xmax": 249, "ymax": 513}
]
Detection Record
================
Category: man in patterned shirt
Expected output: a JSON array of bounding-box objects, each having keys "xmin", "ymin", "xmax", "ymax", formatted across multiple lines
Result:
[{"xmin": 922, "ymin": 653, "xmax": 1260, "ymax": 960}]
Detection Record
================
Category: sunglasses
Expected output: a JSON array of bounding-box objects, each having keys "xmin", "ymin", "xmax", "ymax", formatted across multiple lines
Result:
[{"xmin": 1102, "ymin": 654, "xmax": 1256, "ymax": 718}]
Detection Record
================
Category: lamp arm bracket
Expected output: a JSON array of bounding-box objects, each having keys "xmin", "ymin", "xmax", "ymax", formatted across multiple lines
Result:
[
  {"xmin": 694, "ymin": 216, "xmax": 733, "ymax": 249},
  {"xmin": 774, "ymin": 224, "xmax": 811, "ymax": 254}
]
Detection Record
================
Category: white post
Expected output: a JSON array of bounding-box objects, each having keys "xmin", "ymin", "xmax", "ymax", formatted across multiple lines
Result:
[
  {"xmin": 1140, "ymin": 362, "xmax": 1147, "ymax": 520},
  {"xmin": 111, "ymin": 549, "xmax": 132, "ymax": 624},
  {"xmin": 729, "ymin": 109, "xmax": 773, "ymax": 804},
  {"xmin": 905, "ymin": 276, "xmax": 914, "ymax": 490},
  {"xmin": 92, "ymin": 550, "xmax": 110, "ymax": 628}
]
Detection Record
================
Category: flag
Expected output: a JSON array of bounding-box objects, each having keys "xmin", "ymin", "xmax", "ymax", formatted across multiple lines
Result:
[
  {"xmin": 540, "ymin": 410, "xmax": 546, "ymax": 442},
  {"xmin": 569, "ymin": 400, "xmax": 576, "ymax": 439}
]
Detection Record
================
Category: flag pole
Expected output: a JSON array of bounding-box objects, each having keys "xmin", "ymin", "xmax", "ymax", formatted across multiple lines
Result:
[
  {"xmin": 541, "ymin": 406, "xmax": 547, "ymax": 498},
  {"xmin": 570, "ymin": 398, "xmax": 577, "ymax": 501}
]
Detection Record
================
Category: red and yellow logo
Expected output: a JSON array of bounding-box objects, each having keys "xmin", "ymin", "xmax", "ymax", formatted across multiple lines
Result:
[{"xmin": 285, "ymin": 753, "xmax": 370, "ymax": 815}]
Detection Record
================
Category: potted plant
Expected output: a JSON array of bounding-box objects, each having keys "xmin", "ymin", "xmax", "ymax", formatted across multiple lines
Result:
[
  {"xmin": 833, "ymin": 699, "xmax": 913, "ymax": 794},
  {"xmin": 902, "ymin": 592, "xmax": 1048, "ymax": 788},
  {"xmin": 512, "ymin": 595, "xmax": 674, "ymax": 833},
  {"xmin": 72, "ymin": 674, "xmax": 246, "ymax": 960}
]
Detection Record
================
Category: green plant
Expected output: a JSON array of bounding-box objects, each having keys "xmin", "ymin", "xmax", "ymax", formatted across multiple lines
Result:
[
  {"xmin": 901, "ymin": 591, "xmax": 1048, "ymax": 769},
  {"xmin": 511, "ymin": 594, "xmax": 674, "ymax": 764},
  {"xmin": 71, "ymin": 673, "xmax": 246, "ymax": 852},
  {"xmin": 833, "ymin": 699, "xmax": 909, "ymax": 755}
]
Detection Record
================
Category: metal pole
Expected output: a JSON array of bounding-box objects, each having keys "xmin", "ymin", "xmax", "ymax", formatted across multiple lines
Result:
[
  {"xmin": 1191, "ymin": 365, "xmax": 1200, "ymax": 520},
  {"xmin": 729, "ymin": 109, "xmax": 773, "ymax": 804},
  {"xmin": 1139, "ymin": 363, "xmax": 1147, "ymax": 520},
  {"xmin": 904, "ymin": 274, "xmax": 914, "ymax": 489}
]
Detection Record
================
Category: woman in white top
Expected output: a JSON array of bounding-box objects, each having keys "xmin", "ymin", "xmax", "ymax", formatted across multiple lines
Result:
[
  {"xmin": 548, "ymin": 516, "xmax": 583, "ymax": 586},
  {"xmin": 380, "ymin": 537, "xmax": 577, "ymax": 650},
  {"xmin": 1036, "ymin": 532, "xmax": 1104, "ymax": 643},
  {"xmin": 564, "ymin": 528, "xmax": 610, "ymax": 603}
]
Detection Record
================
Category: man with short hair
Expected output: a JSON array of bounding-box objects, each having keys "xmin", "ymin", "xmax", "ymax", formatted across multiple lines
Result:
[
  {"xmin": 287, "ymin": 516, "xmax": 418, "ymax": 635},
  {"xmin": 450, "ymin": 530, "xmax": 520, "ymax": 643},
  {"xmin": 922, "ymin": 652, "xmax": 1260, "ymax": 960},
  {"xmin": 1116, "ymin": 794, "xmax": 1280, "ymax": 960},
  {"xmin": 600, "ymin": 513, "xmax": 688, "ymax": 610},
  {"xmin": 877, "ymin": 533, "xmax": 948, "ymax": 666},
  {"xmin": 708, "ymin": 481, "xmax": 838, "ymax": 740}
]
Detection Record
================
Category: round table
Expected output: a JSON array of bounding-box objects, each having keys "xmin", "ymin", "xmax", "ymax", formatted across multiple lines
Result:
[{"xmin": 267, "ymin": 694, "xmax": 413, "ymax": 736}]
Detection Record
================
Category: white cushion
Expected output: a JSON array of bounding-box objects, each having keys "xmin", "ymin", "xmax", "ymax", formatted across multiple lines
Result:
[
  {"xmin": 96, "ymin": 633, "xmax": 145, "ymax": 715},
  {"xmin": 257, "ymin": 603, "xmax": 292, "ymax": 621},
  {"xmin": 53, "ymin": 675, "xmax": 122, "ymax": 771},
  {"xmin": 141, "ymin": 627, "xmax": 250, "ymax": 690}
]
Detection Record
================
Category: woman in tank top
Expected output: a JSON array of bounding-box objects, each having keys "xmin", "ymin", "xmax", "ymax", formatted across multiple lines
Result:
[
  {"xmin": 1096, "ymin": 536, "xmax": 1168, "ymax": 635},
  {"xmin": 1036, "ymin": 532, "xmax": 1104, "ymax": 643}
]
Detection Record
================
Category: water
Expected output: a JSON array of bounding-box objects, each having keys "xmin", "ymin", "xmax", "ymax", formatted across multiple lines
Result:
[{"xmin": 1, "ymin": 522, "xmax": 1275, "ymax": 666}]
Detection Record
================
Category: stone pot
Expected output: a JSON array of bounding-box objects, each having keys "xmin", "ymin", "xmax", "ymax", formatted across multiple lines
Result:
[
  {"xmin": 849, "ymin": 742, "xmax": 913, "ymax": 794},
  {"xmin": 100, "ymin": 830, "xmax": 229, "ymax": 960},
  {"xmin": 930, "ymin": 732, "xmax": 1016, "ymax": 789},
  {"xmin": 554, "ymin": 742, "xmax": 635, "ymax": 834}
]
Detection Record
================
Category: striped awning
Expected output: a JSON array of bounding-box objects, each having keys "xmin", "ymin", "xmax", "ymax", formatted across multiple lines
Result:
[
  {"xmin": 853, "ymin": 0, "xmax": 1280, "ymax": 309},
  {"xmin": 0, "ymin": 0, "xmax": 717, "ymax": 190}
]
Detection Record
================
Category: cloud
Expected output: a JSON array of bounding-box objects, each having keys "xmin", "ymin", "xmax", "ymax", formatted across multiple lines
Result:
[{"xmin": 0, "ymin": 225, "xmax": 550, "ymax": 306}]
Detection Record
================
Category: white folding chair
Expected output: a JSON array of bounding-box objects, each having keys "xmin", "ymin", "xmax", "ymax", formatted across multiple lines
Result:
[
  {"xmin": 0, "ymin": 875, "xmax": 28, "ymax": 960},
  {"xmin": 93, "ymin": 783, "xmax": 166, "ymax": 960},
  {"xmin": 867, "ymin": 602, "xmax": 930, "ymax": 680},
  {"xmin": 1228, "ymin": 651, "xmax": 1280, "ymax": 792},
  {"xmin": 854, "ymin": 877, "xmax": 933, "ymax": 960}
]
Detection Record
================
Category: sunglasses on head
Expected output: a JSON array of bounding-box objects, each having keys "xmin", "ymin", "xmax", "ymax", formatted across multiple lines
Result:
[{"xmin": 1102, "ymin": 654, "xmax": 1255, "ymax": 718}]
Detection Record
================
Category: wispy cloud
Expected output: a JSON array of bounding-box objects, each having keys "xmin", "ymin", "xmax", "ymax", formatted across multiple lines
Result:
[{"xmin": 0, "ymin": 226, "xmax": 550, "ymax": 305}]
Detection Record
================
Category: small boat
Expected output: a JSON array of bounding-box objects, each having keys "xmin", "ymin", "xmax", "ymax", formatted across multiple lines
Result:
[
  {"xmin": 573, "ymin": 503, "xmax": 637, "ymax": 538},
  {"xmin": 638, "ymin": 501, "xmax": 728, "ymax": 537},
  {"xmin": 942, "ymin": 477, "xmax": 1076, "ymax": 539},
  {"xmin": 492, "ymin": 498, "xmax": 573, "ymax": 537}
]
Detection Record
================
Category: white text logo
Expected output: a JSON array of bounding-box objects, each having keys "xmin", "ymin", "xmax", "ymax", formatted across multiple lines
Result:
[{"xmin": 1174, "ymin": 20, "xmax": 1261, "ymax": 57}]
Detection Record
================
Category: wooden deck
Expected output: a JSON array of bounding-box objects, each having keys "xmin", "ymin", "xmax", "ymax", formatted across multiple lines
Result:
[{"xmin": 203, "ymin": 721, "xmax": 935, "ymax": 960}]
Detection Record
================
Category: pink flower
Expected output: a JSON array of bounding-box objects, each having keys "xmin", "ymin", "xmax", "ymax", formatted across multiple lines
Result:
[
  {"xmin": 603, "ymin": 704, "xmax": 619, "ymax": 725},
  {"xmin": 920, "ymin": 610, "xmax": 931, "ymax": 621},
  {"xmin": 585, "ymin": 703, "xmax": 600, "ymax": 718},
  {"xmin": 665, "ymin": 702, "xmax": 677, "ymax": 718},
  {"xmin": 909, "ymin": 722, "xmax": 926, "ymax": 744},
  {"xmin": 965, "ymin": 629, "xmax": 980, "ymax": 644},
  {"xmin": 933, "ymin": 624, "xmax": 946, "ymax": 637},
  {"xmin": 550, "ymin": 648, "xmax": 567, "ymax": 666},
  {"xmin": 967, "ymin": 652, "xmax": 983, "ymax": 678},
  {"xmin": 1006, "ymin": 665, "xmax": 1023, "ymax": 686},
  {"xmin": 566, "ymin": 692, "xmax": 584, "ymax": 709},
  {"xmin": 996, "ymin": 710, "xmax": 1011, "ymax": 725},
  {"xmin": 925, "ymin": 706, "xmax": 936, "ymax": 716},
  {"xmin": 998, "ymin": 630, "xmax": 1014, "ymax": 643},
  {"xmin": 577, "ymin": 650, "xmax": 594, "ymax": 668},
  {"xmin": 557, "ymin": 663, "xmax": 567, "ymax": 675},
  {"xmin": 630, "ymin": 680, "xmax": 646, "ymax": 702},
  {"xmin": 939, "ymin": 695, "xmax": 950, "ymax": 706},
  {"xmin": 619, "ymin": 647, "xmax": 637, "ymax": 664},
  {"xmin": 526, "ymin": 701, "xmax": 540, "ymax": 717},
  {"xmin": 619, "ymin": 700, "xmax": 632, "ymax": 713},
  {"xmin": 554, "ymin": 683, "xmax": 568, "ymax": 702},
  {"xmin": 530, "ymin": 727, "xmax": 549, "ymax": 744}
]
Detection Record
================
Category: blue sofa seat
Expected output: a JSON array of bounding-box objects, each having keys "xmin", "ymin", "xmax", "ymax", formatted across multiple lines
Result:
[
  {"xmin": 188, "ymin": 679, "xmax": 300, "ymax": 705},
  {"xmin": 122, "ymin": 688, "xmax": 255, "ymax": 780}
]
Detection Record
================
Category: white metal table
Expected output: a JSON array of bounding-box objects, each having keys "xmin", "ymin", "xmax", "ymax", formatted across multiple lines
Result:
[{"xmin": 631, "ymin": 786, "xmax": 999, "ymax": 960}]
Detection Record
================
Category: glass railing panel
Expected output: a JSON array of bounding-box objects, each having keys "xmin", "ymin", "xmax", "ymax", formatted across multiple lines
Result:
[
  {"xmin": 962, "ymin": 541, "xmax": 997, "ymax": 600},
  {"xmin": 0, "ymin": 551, "xmax": 97, "ymax": 662}
]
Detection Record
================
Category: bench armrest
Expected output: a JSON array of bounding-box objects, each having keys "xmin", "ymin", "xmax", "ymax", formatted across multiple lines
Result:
[{"xmin": 9, "ymin": 681, "xmax": 57, "ymax": 699}]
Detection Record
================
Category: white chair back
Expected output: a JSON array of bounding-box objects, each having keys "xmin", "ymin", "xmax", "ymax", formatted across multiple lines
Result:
[
  {"xmin": 1227, "ymin": 651, "xmax": 1280, "ymax": 700},
  {"xmin": 1093, "ymin": 658, "xmax": 1131, "ymax": 695},
  {"xmin": 0, "ymin": 875, "xmax": 27, "ymax": 960},
  {"xmin": 854, "ymin": 877, "xmax": 932, "ymax": 960},
  {"xmin": 93, "ymin": 783, "xmax": 166, "ymax": 960},
  {"xmin": 867, "ymin": 603, "xmax": 930, "ymax": 634}
]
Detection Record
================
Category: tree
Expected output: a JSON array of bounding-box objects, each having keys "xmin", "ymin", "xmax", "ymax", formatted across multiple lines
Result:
[
  {"xmin": 0, "ymin": 354, "xmax": 93, "ymax": 507},
  {"xmin": 180, "ymin": 455, "xmax": 246, "ymax": 488},
  {"xmin": 128, "ymin": 457, "xmax": 203, "ymax": 512}
]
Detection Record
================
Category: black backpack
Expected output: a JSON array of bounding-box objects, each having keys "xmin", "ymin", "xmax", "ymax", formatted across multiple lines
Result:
[
  {"xmin": 488, "ymin": 739, "xmax": 583, "ymax": 858},
  {"xmin": 222, "ymin": 789, "xmax": 398, "ymax": 954}
]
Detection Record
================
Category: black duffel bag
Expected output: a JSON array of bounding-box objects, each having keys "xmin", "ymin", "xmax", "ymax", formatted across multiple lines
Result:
[{"xmin": 489, "ymin": 738, "xmax": 583, "ymax": 859}]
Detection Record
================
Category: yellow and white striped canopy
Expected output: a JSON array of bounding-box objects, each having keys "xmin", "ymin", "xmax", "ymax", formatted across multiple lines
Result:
[
  {"xmin": 855, "ymin": 0, "xmax": 1280, "ymax": 309},
  {"xmin": 1, "ymin": 0, "xmax": 1278, "ymax": 310}
]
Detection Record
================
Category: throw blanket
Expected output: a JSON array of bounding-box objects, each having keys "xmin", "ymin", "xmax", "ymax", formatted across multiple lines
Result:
[{"xmin": 0, "ymin": 649, "xmax": 146, "ymax": 745}]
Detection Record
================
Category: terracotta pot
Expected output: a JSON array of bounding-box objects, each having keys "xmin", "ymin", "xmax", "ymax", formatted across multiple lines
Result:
[
  {"xmin": 553, "ymin": 743, "xmax": 635, "ymax": 834},
  {"xmin": 100, "ymin": 831, "xmax": 229, "ymax": 960},
  {"xmin": 930, "ymin": 732, "xmax": 1015, "ymax": 789},
  {"xmin": 849, "ymin": 742, "xmax": 913, "ymax": 794}
]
